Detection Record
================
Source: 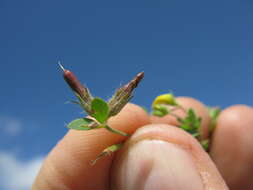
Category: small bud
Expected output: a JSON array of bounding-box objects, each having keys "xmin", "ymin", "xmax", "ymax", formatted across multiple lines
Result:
[
  {"xmin": 59, "ymin": 63, "xmax": 93, "ymax": 114},
  {"xmin": 152, "ymin": 104, "xmax": 170, "ymax": 117},
  {"xmin": 152, "ymin": 93, "xmax": 177, "ymax": 108},
  {"xmin": 108, "ymin": 72, "xmax": 144, "ymax": 117}
]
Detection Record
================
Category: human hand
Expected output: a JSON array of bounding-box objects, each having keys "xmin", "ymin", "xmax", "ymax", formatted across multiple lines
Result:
[{"xmin": 31, "ymin": 97, "xmax": 253, "ymax": 190}]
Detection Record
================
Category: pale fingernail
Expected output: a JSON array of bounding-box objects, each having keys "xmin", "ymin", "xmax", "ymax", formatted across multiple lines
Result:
[{"xmin": 116, "ymin": 140, "xmax": 204, "ymax": 190}]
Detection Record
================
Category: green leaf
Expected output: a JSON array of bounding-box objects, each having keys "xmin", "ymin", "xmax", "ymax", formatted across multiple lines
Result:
[
  {"xmin": 67, "ymin": 118, "xmax": 95, "ymax": 130},
  {"xmin": 208, "ymin": 107, "xmax": 221, "ymax": 132},
  {"xmin": 200, "ymin": 139, "xmax": 209, "ymax": 151},
  {"xmin": 209, "ymin": 108, "xmax": 220, "ymax": 119},
  {"xmin": 178, "ymin": 108, "xmax": 201, "ymax": 135},
  {"xmin": 91, "ymin": 98, "xmax": 109, "ymax": 123}
]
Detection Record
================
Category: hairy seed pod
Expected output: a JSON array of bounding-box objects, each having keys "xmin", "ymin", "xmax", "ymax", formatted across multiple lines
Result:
[
  {"xmin": 63, "ymin": 69, "xmax": 86, "ymax": 96},
  {"xmin": 108, "ymin": 72, "xmax": 144, "ymax": 116},
  {"xmin": 59, "ymin": 63, "xmax": 93, "ymax": 114}
]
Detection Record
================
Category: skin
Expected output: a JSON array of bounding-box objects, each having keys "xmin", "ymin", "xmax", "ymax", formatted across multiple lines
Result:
[{"xmin": 31, "ymin": 97, "xmax": 253, "ymax": 190}]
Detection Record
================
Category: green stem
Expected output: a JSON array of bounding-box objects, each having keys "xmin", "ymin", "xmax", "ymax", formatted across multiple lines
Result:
[{"xmin": 105, "ymin": 125, "xmax": 129, "ymax": 137}]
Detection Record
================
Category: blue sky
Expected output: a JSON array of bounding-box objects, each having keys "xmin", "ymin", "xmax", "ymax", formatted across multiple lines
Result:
[{"xmin": 0, "ymin": 0, "xmax": 253, "ymax": 189}]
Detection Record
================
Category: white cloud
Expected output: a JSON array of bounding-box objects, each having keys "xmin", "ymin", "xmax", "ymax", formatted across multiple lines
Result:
[
  {"xmin": 0, "ymin": 116, "xmax": 22, "ymax": 136},
  {"xmin": 0, "ymin": 152, "xmax": 44, "ymax": 190}
]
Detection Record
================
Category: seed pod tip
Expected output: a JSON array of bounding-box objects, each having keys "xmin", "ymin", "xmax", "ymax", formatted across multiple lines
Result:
[{"xmin": 58, "ymin": 61, "xmax": 65, "ymax": 71}]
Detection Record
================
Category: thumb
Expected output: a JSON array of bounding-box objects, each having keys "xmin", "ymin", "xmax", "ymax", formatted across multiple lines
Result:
[{"xmin": 110, "ymin": 124, "xmax": 228, "ymax": 190}]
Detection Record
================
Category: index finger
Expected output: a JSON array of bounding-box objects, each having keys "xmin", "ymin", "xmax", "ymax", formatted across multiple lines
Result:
[{"xmin": 31, "ymin": 103, "xmax": 149, "ymax": 190}]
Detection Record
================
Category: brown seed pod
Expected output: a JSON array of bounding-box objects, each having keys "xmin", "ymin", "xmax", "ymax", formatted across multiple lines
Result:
[
  {"xmin": 108, "ymin": 72, "xmax": 144, "ymax": 117},
  {"xmin": 59, "ymin": 63, "xmax": 93, "ymax": 114}
]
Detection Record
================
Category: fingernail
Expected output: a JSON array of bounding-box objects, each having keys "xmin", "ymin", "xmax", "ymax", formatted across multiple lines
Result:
[{"xmin": 116, "ymin": 140, "xmax": 203, "ymax": 190}]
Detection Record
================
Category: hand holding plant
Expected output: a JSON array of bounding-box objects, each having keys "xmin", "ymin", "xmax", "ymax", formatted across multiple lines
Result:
[
  {"xmin": 60, "ymin": 64, "xmax": 144, "ymax": 164},
  {"xmin": 32, "ymin": 67, "xmax": 253, "ymax": 189},
  {"xmin": 60, "ymin": 65, "xmax": 220, "ymax": 163}
]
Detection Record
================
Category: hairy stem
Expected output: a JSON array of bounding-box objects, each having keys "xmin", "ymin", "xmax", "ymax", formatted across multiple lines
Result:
[{"xmin": 105, "ymin": 125, "xmax": 129, "ymax": 137}]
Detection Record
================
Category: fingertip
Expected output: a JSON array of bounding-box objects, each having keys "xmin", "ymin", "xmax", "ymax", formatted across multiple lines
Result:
[
  {"xmin": 216, "ymin": 104, "xmax": 253, "ymax": 124},
  {"xmin": 111, "ymin": 124, "xmax": 228, "ymax": 190},
  {"xmin": 211, "ymin": 104, "xmax": 253, "ymax": 146},
  {"xmin": 210, "ymin": 104, "xmax": 253, "ymax": 189}
]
